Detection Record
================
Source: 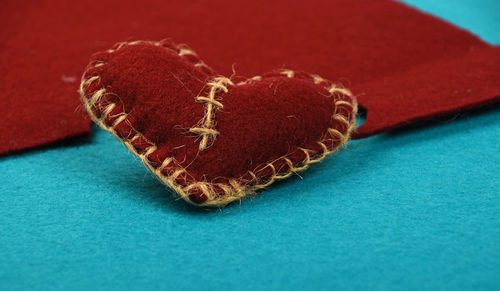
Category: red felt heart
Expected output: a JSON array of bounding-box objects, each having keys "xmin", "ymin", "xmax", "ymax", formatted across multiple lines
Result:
[{"xmin": 79, "ymin": 40, "xmax": 357, "ymax": 206}]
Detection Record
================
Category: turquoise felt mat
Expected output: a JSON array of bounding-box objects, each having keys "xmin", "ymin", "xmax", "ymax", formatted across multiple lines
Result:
[{"xmin": 1, "ymin": 1, "xmax": 499, "ymax": 290}]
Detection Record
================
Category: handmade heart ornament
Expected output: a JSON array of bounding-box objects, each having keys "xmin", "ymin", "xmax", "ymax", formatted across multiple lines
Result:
[{"xmin": 79, "ymin": 40, "xmax": 357, "ymax": 206}]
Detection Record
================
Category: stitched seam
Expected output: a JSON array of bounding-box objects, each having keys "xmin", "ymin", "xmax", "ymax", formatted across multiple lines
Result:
[
  {"xmin": 188, "ymin": 77, "xmax": 234, "ymax": 151},
  {"xmin": 80, "ymin": 41, "xmax": 357, "ymax": 207}
]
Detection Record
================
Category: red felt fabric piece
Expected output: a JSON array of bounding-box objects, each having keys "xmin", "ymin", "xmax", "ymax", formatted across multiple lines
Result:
[
  {"xmin": 1, "ymin": 0, "xmax": 499, "ymax": 156},
  {"xmin": 354, "ymin": 47, "xmax": 500, "ymax": 138},
  {"xmin": 80, "ymin": 40, "xmax": 356, "ymax": 205}
]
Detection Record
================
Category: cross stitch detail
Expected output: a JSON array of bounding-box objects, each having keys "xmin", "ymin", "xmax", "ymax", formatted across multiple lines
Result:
[{"xmin": 189, "ymin": 77, "xmax": 234, "ymax": 151}]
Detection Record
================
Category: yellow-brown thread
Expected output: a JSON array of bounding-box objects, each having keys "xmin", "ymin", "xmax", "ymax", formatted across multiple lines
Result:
[
  {"xmin": 236, "ymin": 75, "xmax": 262, "ymax": 86},
  {"xmin": 170, "ymin": 169, "xmax": 186, "ymax": 180},
  {"xmin": 248, "ymin": 171, "xmax": 258, "ymax": 181},
  {"xmin": 229, "ymin": 179, "xmax": 244, "ymax": 196},
  {"xmin": 329, "ymin": 85, "xmax": 352, "ymax": 97},
  {"xmin": 334, "ymin": 100, "xmax": 354, "ymax": 107},
  {"xmin": 79, "ymin": 40, "xmax": 357, "ymax": 207},
  {"xmin": 89, "ymin": 88, "xmax": 106, "ymax": 105},
  {"xmin": 111, "ymin": 114, "xmax": 128, "ymax": 128},
  {"xmin": 312, "ymin": 74, "xmax": 326, "ymax": 84},
  {"xmin": 281, "ymin": 69, "xmax": 295, "ymax": 78},
  {"xmin": 333, "ymin": 114, "xmax": 349, "ymax": 125},
  {"xmin": 143, "ymin": 146, "xmax": 157, "ymax": 158},
  {"xmin": 189, "ymin": 76, "xmax": 234, "ymax": 151},
  {"xmin": 178, "ymin": 48, "xmax": 198, "ymax": 56},
  {"xmin": 101, "ymin": 103, "xmax": 116, "ymax": 120},
  {"xmin": 216, "ymin": 183, "xmax": 233, "ymax": 197},
  {"xmin": 83, "ymin": 75, "xmax": 99, "ymax": 87},
  {"xmin": 129, "ymin": 134, "xmax": 141, "ymax": 143},
  {"xmin": 158, "ymin": 157, "xmax": 173, "ymax": 171}
]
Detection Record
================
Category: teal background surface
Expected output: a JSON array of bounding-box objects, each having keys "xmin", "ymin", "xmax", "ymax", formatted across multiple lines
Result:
[{"xmin": 1, "ymin": 1, "xmax": 499, "ymax": 290}]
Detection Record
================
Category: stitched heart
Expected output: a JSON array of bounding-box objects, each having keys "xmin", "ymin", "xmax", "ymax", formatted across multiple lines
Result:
[{"xmin": 79, "ymin": 40, "xmax": 357, "ymax": 206}]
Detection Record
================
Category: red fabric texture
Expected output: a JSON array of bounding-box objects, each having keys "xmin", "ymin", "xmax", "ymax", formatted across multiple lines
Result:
[
  {"xmin": 80, "ymin": 40, "xmax": 356, "ymax": 204},
  {"xmin": 353, "ymin": 47, "xmax": 500, "ymax": 137},
  {"xmin": 1, "ymin": 0, "xmax": 499, "ymax": 156}
]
